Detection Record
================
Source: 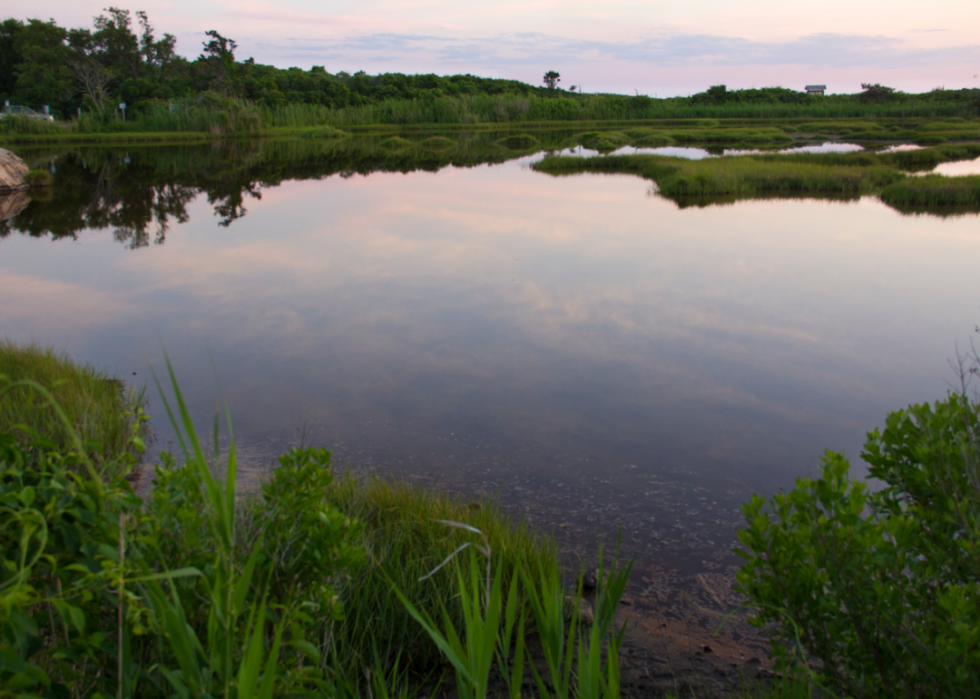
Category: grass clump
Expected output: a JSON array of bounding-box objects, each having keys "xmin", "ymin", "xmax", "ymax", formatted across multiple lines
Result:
[
  {"xmin": 878, "ymin": 143, "xmax": 980, "ymax": 170},
  {"xmin": 577, "ymin": 131, "xmax": 630, "ymax": 152},
  {"xmin": 319, "ymin": 472, "xmax": 557, "ymax": 684},
  {"xmin": 495, "ymin": 133, "xmax": 539, "ymax": 150},
  {"xmin": 880, "ymin": 174, "xmax": 980, "ymax": 207},
  {"xmin": 533, "ymin": 153, "xmax": 904, "ymax": 200},
  {"xmin": 23, "ymin": 169, "xmax": 53, "ymax": 187},
  {"xmin": 0, "ymin": 341, "xmax": 147, "ymax": 461}
]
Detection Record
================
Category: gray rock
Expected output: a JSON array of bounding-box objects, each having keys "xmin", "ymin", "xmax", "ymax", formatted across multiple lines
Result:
[{"xmin": 0, "ymin": 149, "xmax": 29, "ymax": 192}]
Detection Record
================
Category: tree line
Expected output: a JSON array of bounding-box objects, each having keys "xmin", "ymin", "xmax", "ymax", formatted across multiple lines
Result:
[
  {"xmin": 1, "ymin": 8, "xmax": 978, "ymax": 122},
  {"xmin": 0, "ymin": 8, "xmax": 556, "ymax": 119}
]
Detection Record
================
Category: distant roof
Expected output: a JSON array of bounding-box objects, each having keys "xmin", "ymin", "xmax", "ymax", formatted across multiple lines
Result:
[{"xmin": 805, "ymin": 85, "xmax": 827, "ymax": 90}]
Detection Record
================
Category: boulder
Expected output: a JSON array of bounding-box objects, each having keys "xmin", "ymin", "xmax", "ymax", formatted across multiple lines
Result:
[{"xmin": 0, "ymin": 148, "xmax": 29, "ymax": 192}]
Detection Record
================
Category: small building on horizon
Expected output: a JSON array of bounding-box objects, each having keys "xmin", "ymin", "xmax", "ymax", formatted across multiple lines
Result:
[{"xmin": 805, "ymin": 84, "xmax": 827, "ymax": 95}]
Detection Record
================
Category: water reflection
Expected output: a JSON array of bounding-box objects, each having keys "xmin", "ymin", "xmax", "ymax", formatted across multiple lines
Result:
[
  {"xmin": 3, "ymin": 139, "xmax": 980, "ymax": 650},
  {"xmin": 2, "ymin": 138, "xmax": 973, "ymax": 248},
  {"xmin": 929, "ymin": 156, "xmax": 980, "ymax": 177}
]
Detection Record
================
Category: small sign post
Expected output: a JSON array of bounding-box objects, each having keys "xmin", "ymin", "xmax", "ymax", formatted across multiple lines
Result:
[{"xmin": 119, "ymin": 102, "xmax": 126, "ymax": 121}]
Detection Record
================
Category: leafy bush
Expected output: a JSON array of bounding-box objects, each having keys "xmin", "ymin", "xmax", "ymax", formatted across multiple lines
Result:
[
  {"xmin": 736, "ymin": 392, "xmax": 980, "ymax": 698},
  {"xmin": 0, "ymin": 359, "xmax": 365, "ymax": 699}
]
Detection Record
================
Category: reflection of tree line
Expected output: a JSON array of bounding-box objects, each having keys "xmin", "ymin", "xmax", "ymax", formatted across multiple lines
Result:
[{"xmin": 0, "ymin": 132, "xmax": 566, "ymax": 247}]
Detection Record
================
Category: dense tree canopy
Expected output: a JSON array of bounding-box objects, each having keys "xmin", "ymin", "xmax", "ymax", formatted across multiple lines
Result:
[{"xmin": 0, "ymin": 9, "xmax": 553, "ymax": 119}]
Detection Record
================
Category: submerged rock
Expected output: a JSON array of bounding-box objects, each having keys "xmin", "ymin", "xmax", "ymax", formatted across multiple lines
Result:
[{"xmin": 0, "ymin": 149, "xmax": 29, "ymax": 192}]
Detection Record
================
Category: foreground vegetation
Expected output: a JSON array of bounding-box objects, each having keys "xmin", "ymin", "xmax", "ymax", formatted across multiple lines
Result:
[
  {"xmin": 737, "ymin": 381, "xmax": 980, "ymax": 697},
  {"xmin": 0, "ymin": 345, "xmax": 637, "ymax": 698},
  {"xmin": 4, "ymin": 319, "xmax": 980, "ymax": 698}
]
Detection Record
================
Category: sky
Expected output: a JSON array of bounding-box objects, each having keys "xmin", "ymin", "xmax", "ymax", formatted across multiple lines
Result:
[{"xmin": 7, "ymin": 0, "xmax": 980, "ymax": 96}]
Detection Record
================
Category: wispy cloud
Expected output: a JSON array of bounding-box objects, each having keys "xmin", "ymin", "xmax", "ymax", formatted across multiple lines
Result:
[{"xmin": 252, "ymin": 29, "xmax": 980, "ymax": 71}]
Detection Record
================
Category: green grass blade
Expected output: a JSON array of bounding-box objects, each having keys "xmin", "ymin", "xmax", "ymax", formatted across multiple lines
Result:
[
  {"xmin": 232, "ymin": 544, "xmax": 261, "ymax": 610},
  {"xmin": 236, "ymin": 599, "xmax": 267, "ymax": 699}
]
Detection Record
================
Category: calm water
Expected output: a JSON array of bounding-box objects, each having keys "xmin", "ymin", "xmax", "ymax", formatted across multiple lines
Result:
[{"xmin": 2, "ymin": 139, "xmax": 979, "ymax": 639}]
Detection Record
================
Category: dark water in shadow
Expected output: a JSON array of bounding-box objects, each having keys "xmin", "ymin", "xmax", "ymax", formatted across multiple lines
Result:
[{"xmin": 3, "ymin": 137, "xmax": 979, "ymax": 653}]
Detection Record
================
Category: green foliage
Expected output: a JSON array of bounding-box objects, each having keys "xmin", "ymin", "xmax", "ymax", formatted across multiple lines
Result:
[
  {"xmin": 521, "ymin": 543, "xmax": 631, "ymax": 699},
  {"xmin": 321, "ymin": 473, "xmax": 555, "ymax": 687},
  {"xmin": 736, "ymin": 392, "xmax": 980, "ymax": 698},
  {"xmin": 0, "ymin": 342, "xmax": 566, "ymax": 698},
  {"xmin": 0, "ymin": 385, "xmax": 146, "ymax": 699},
  {"xmin": 0, "ymin": 342, "xmax": 148, "ymax": 464},
  {"xmin": 256, "ymin": 446, "xmax": 364, "ymax": 611}
]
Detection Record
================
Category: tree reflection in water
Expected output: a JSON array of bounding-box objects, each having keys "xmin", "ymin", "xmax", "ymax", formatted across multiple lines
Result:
[{"xmin": 2, "ymin": 131, "xmax": 971, "ymax": 248}]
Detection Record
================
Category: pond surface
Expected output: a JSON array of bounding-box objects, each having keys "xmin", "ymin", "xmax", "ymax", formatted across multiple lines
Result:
[{"xmin": 2, "ymin": 137, "xmax": 979, "ymax": 648}]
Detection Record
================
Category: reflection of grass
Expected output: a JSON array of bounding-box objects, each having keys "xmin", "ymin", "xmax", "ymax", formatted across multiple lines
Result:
[
  {"xmin": 381, "ymin": 135, "xmax": 414, "ymax": 150},
  {"xmin": 495, "ymin": 133, "xmax": 539, "ymax": 150},
  {"xmin": 422, "ymin": 135, "xmax": 455, "ymax": 151}
]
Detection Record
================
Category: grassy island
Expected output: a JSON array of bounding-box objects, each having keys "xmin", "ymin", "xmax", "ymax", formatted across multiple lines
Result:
[{"xmin": 532, "ymin": 143, "xmax": 980, "ymax": 212}]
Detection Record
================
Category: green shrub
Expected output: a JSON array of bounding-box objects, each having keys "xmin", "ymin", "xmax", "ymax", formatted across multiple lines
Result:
[{"xmin": 736, "ymin": 392, "xmax": 980, "ymax": 698}]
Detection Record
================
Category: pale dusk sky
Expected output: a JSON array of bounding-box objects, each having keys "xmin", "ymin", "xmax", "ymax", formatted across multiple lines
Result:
[{"xmin": 6, "ymin": 0, "xmax": 980, "ymax": 95}]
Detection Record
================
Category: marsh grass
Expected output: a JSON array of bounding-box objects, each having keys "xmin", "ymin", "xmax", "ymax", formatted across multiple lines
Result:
[
  {"xmin": 880, "ymin": 175, "xmax": 980, "ymax": 207},
  {"xmin": 316, "ymin": 473, "xmax": 556, "ymax": 687},
  {"xmin": 533, "ymin": 153, "xmax": 904, "ymax": 199},
  {"xmin": 0, "ymin": 341, "xmax": 147, "ymax": 462},
  {"xmin": 878, "ymin": 143, "xmax": 980, "ymax": 170},
  {"xmin": 533, "ymin": 144, "xmax": 980, "ymax": 214}
]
